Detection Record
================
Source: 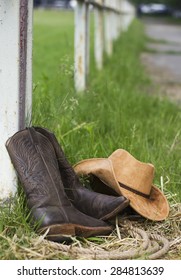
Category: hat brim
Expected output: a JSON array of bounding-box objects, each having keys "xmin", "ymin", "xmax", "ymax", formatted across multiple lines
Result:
[
  {"xmin": 118, "ymin": 183, "xmax": 169, "ymax": 221},
  {"xmin": 74, "ymin": 158, "xmax": 169, "ymax": 221}
]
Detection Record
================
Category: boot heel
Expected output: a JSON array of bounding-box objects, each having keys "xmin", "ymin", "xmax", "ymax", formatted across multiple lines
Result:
[{"xmin": 38, "ymin": 224, "xmax": 76, "ymax": 242}]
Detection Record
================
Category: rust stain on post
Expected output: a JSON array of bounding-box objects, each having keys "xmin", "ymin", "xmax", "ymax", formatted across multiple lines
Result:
[
  {"xmin": 78, "ymin": 55, "xmax": 83, "ymax": 76},
  {"xmin": 80, "ymin": 34, "xmax": 83, "ymax": 42},
  {"xmin": 19, "ymin": 0, "xmax": 28, "ymax": 130}
]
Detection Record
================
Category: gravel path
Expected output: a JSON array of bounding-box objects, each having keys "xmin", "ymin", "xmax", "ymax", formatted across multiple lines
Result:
[{"xmin": 140, "ymin": 18, "xmax": 181, "ymax": 104}]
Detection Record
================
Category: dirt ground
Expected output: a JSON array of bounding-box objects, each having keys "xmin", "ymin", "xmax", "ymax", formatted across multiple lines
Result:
[{"xmin": 140, "ymin": 17, "xmax": 181, "ymax": 105}]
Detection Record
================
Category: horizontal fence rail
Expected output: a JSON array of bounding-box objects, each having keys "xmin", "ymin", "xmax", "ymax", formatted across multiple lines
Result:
[{"xmin": 74, "ymin": 0, "xmax": 135, "ymax": 92}]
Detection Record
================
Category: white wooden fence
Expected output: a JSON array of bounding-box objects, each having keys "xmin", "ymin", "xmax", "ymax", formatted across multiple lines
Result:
[
  {"xmin": 0, "ymin": 0, "xmax": 135, "ymax": 200},
  {"xmin": 75, "ymin": 0, "xmax": 135, "ymax": 91}
]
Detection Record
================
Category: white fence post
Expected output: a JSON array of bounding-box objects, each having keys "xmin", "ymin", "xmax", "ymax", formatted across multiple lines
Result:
[
  {"xmin": 74, "ymin": 0, "xmax": 90, "ymax": 92},
  {"xmin": 0, "ymin": 0, "xmax": 33, "ymax": 200},
  {"xmin": 94, "ymin": 0, "xmax": 104, "ymax": 70},
  {"xmin": 121, "ymin": 0, "xmax": 135, "ymax": 32},
  {"xmin": 104, "ymin": 0, "xmax": 113, "ymax": 56},
  {"xmin": 116, "ymin": 0, "xmax": 121, "ymax": 39},
  {"xmin": 111, "ymin": 0, "xmax": 117, "ymax": 41}
]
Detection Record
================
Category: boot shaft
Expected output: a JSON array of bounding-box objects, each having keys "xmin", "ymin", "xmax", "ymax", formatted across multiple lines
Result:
[
  {"xmin": 34, "ymin": 126, "xmax": 80, "ymax": 197},
  {"xmin": 6, "ymin": 128, "xmax": 71, "ymax": 210}
]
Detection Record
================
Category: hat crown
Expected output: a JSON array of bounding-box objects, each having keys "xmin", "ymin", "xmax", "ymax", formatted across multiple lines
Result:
[{"xmin": 109, "ymin": 149, "xmax": 155, "ymax": 196}]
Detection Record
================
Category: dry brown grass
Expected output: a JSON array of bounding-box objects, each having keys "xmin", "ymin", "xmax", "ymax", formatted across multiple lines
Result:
[{"xmin": 0, "ymin": 201, "xmax": 180, "ymax": 260}]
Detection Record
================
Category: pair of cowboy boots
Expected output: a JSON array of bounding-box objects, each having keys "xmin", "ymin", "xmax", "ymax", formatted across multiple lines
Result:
[{"xmin": 6, "ymin": 127, "xmax": 129, "ymax": 242}]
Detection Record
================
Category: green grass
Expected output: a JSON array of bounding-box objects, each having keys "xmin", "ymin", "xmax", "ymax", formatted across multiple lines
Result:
[
  {"xmin": 33, "ymin": 10, "xmax": 181, "ymax": 199},
  {"xmin": 0, "ymin": 9, "xmax": 180, "ymax": 259}
]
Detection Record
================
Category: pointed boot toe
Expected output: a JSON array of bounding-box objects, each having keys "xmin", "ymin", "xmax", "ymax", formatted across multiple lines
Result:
[
  {"xmin": 6, "ymin": 128, "xmax": 112, "ymax": 242},
  {"xmin": 98, "ymin": 195, "xmax": 130, "ymax": 220},
  {"xmin": 34, "ymin": 127, "xmax": 130, "ymax": 220},
  {"xmin": 70, "ymin": 187, "xmax": 130, "ymax": 220},
  {"xmin": 35, "ymin": 205, "xmax": 113, "ymax": 242}
]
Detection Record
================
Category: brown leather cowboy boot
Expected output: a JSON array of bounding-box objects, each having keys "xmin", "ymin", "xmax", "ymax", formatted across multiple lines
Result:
[
  {"xmin": 34, "ymin": 127, "xmax": 129, "ymax": 220},
  {"xmin": 6, "ymin": 127, "xmax": 112, "ymax": 242}
]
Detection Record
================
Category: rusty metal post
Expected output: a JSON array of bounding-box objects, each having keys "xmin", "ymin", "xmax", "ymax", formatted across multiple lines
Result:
[
  {"xmin": 0, "ymin": 0, "xmax": 33, "ymax": 200},
  {"xmin": 25, "ymin": 0, "xmax": 33, "ymax": 125},
  {"xmin": 74, "ymin": 0, "xmax": 90, "ymax": 92}
]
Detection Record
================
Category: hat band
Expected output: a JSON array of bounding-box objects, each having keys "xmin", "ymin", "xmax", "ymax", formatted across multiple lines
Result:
[{"xmin": 118, "ymin": 182, "xmax": 150, "ymax": 199}]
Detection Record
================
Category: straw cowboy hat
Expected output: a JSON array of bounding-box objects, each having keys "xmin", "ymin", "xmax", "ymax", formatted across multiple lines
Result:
[{"xmin": 74, "ymin": 149, "xmax": 169, "ymax": 221}]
